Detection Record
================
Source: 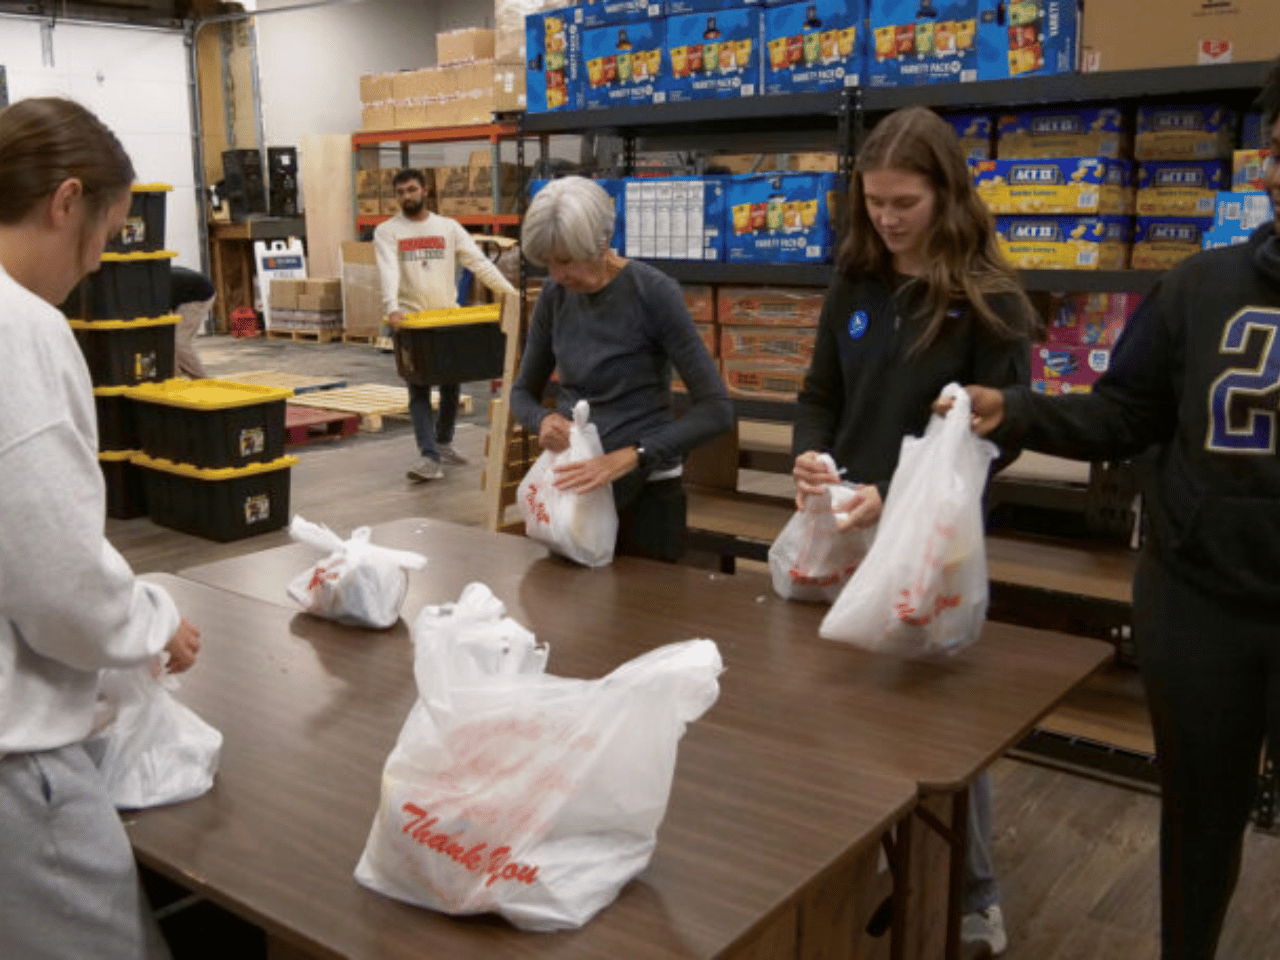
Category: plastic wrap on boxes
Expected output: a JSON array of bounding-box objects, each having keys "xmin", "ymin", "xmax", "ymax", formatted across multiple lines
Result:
[{"xmin": 342, "ymin": 242, "xmax": 384, "ymax": 337}]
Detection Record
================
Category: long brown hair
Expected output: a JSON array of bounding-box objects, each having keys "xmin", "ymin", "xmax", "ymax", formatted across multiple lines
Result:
[
  {"xmin": 838, "ymin": 106, "xmax": 1036, "ymax": 352},
  {"xmin": 0, "ymin": 97, "xmax": 134, "ymax": 224}
]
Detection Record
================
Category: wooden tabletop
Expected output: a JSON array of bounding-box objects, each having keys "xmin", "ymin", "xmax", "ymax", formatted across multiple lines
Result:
[
  {"xmin": 986, "ymin": 535, "xmax": 1136, "ymax": 605},
  {"xmin": 179, "ymin": 518, "xmax": 1113, "ymax": 792},
  {"xmin": 129, "ymin": 573, "xmax": 915, "ymax": 960}
]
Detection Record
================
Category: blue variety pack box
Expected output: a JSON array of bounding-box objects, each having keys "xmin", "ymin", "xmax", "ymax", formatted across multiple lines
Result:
[
  {"xmin": 576, "ymin": 0, "xmax": 664, "ymax": 28},
  {"xmin": 725, "ymin": 172, "xmax": 841, "ymax": 264},
  {"xmin": 1135, "ymin": 161, "xmax": 1228, "ymax": 218},
  {"xmin": 867, "ymin": 0, "xmax": 979, "ymax": 88},
  {"xmin": 582, "ymin": 19, "xmax": 668, "ymax": 108},
  {"xmin": 762, "ymin": 0, "xmax": 865, "ymax": 96},
  {"xmin": 997, "ymin": 107, "xmax": 1127, "ymax": 159},
  {"xmin": 526, "ymin": 9, "xmax": 584, "ymax": 113},
  {"xmin": 623, "ymin": 176, "xmax": 726, "ymax": 260},
  {"xmin": 975, "ymin": 0, "xmax": 1077, "ymax": 81},
  {"xmin": 667, "ymin": 7, "xmax": 762, "ymax": 102},
  {"xmin": 1241, "ymin": 113, "xmax": 1266, "ymax": 150},
  {"xmin": 974, "ymin": 157, "xmax": 1132, "ymax": 215},
  {"xmin": 995, "ymin": 215, "xmax": 1132, "ymax": 270},
  {"xmin": 946, "ymin": 112, "xmax": 993, "ymax": 161},
  {"xmin": 666, "ymin": 0, "xmax": 764, "ymax": 14},
  {"xmin": 1203, "ymin": 191, "xmax": 1273, "ymax": 250},
  {"xmin": 531, "ymin": 177, "xmax": 626, "ymax": 253},
  {"xmin": 1131, "ymin": 216, "xmax": 1214, "ymax": 270},
  {"xmin": 1134, "ymin": 105, "xmax": 1238, "ymax": 162}
]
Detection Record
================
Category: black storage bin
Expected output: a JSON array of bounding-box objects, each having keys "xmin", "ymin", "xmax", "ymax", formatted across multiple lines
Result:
[
  {"xmin": 95, "ymin": 386, "xmax": 138, "ymax": 450},
  {"xmin": 133, "ymin": 453, "xmax": 296, "ymax": 542},
  {"xmin": 128, "ymin": 380, "xmax": 291, "ymax": 469},
  {"xmin": 100, "ymin": 450, "xmax": 147, "ymax": 520},
  {"xmin": 394, "ymin": 305, "xmax": 506, "ymax": 386},
  {"xmin": 70, "ymin": 317, "xmax": 178, "ymax": 387},
  {"xmin": 64, "ymin": 251, "xmax": 175, "ymax": 321},
  {"xmin": 105, "ymin": 184, "xmax": 170, "ymax": 254}
]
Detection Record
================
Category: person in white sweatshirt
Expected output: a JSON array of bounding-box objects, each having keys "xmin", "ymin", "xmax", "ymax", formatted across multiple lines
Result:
[
  {"xmin": 374, "ymin": 168, "xmax": 517, "ymax": 481},
  {"xmin": 0, "ymin": 97, "xmax": 202, "ymax": 960}
]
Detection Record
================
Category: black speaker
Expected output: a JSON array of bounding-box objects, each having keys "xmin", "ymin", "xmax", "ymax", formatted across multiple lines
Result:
[
  {"xmin": 221, "ymin": 148, "xmax": 265, "ymax": 221},
  {"xmin": 266, "ymin": 146, "xmax": 298, "ymax": 218}
]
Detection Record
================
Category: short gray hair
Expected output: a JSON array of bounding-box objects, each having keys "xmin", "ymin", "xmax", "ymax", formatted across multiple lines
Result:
[{"xmin": 521, "ymin": 176, "xmax": 615, "ymax": 266}]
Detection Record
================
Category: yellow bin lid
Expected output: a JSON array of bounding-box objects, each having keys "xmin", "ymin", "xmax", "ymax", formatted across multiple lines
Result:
[
  {"xmin": 94, "ymin": 385, "xmax": 131, "ymax": 397},
  {"xmin": 132, "ymin": 183, "xmax": 173, "ymax": 192},
  {"xmin": 130, "ymin": 452, "xmax": 298, "ymax": 480},
  {"xmin": 126, "ymin": 378, "xmax": 293, "ymax": 409},
  {"xmin": 98, "ymin": 448, "xmax": 137, "ymax": 462},
  {"xmin": 100, "ymin": 250, "xmax": 178, "ymax": 263},
  {"xmin": 400, "ymin": 303, "xmax": 501, "ymax": 329},
  {"xmin": 68, "ymin": 315, "xmax": 181, "ymax": 330}
]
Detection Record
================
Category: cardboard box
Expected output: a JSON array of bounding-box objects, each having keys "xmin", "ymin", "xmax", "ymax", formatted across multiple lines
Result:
[
  {"xmin": 1202, "ymin": 190, "xmax": 1273, "ymax": 249},
  {"xmin": 379, "ymin": 196, "xmax": 400, "ymax": 216},
  {"xmin": 576, "ymin": 0, "xmax": 664, "ymax": 28},
  {"xmin": 995, "ymin": 215, "xmax": 1133, "ymax": 269},
  {"xmin": 497, "ymin": 0, "xmax": 569, "ymax": 60},
  {"xmin": 762, "ymin": 0, "xmax": 862, "ymax": 97},
  {"xmin": 361, "ymin": 103, "xmax": 396, "ymax": 131},
  {"xmin": 469, "ymin": 151, "xmax": 524, "ymax": 199},
  {"xmin": 1131, "ymin": 216, "xmax": 1214, "ymax": 269},
  {"xmin": 997, "ymin": 107, "xmax": 1128, "ymax": 159},
  {"xmin": 582, "ymin": 19, "xmax": 667, "ymax": 108},
  {"xmin": 437, "ymin": 165, "xmax": 472, "ymax": 199},
  {"xmin": 1081, "ymin": 0, "xmax": 1280, "ymax": 73},
  {"xmin": 1232, "ymin": 149, "xmax": 1271, "ymax": 192},
  {"xmin": 356, "ymin": 169, "xmax": 381, "ymax": 199},
  {"xmin": 494, "ymin": 57, "xmax": 528, "ymax": 111},
  {"xmin": 341, "ymin": 241, "xmax": 383, "ymax": 336},
  {"xmin": 358, "ymin": 198, "xmax": 381, "ymax": 217},
  {"xmin": 976, "ymin": 0, "xmax": 1078, "ymax": 81},
  {"xmin": 667, "ymin": 7, "xmax": 762, "ymax": 102},
  {"xmin": 268, "ymin": 278, "xmax": 302, "ymax": 311},
  {"xmin": 304, "ymin": 279, "xmax": 341, "ymax": 297},
  {"xmin": 722, "ymin": 360, "xmax": 808, "ymax": 399},
  {"xmin": 1047, "ymin": 292, "xmax": 1138, "ymax": 346},
  {"xmin": 297, "ymin": 290, "xmax": 344, "ymax": 314},
  {"xmin": 359, "ymin": 73, "xmax": 393, "ymax": 103},
  {"xmin": 790, "ymin": 152, "xmax": 841, "ymax": 172},
  {"xmin": 527, "ymin": 9, "xmax": 585, "ymax": 112},
  {"xmin": 725, "ymin": 172, "xmax": 840, "ymax": 264},
  {"xmin": 1135, "ymin": 161, "xmax": 1228, "ymax": 217},
  {"xmin": 717, "ymin": 286, "xmax": 825, "ymax": 327},
  {"xmin": 866, "ymin": 0, "xmax": 979, "ymax": 88},
  {"xmin": 437, "ymin": 28, "xmax": 495, "ymax": 66},
  {"xmin": 1135, "ymin": 105, "xmax": 1237, "ymax": 162},
  {"xmin": 720, "ymin": 325, "xmax": 816, "ymax": 365},
  {"xmin": 945, "ymin": 112, "xmax": 993, "ymax": 162},
  {"xmin": 682, "ymin": 283, "xmax": 715, "ymax": 323},
  {"xmin": 625, "ymin": 176, "xmax": 726, "ymax": 261},
  {"xmin": 1031, "ymin": 345, "xmax": 1110, "ymax": 395},
  {"xmin": 393, "ymin": 104, "xmax": 431, "ymax": 130},
  {"xmin": 694, "ymin": 322, "xmax": 718, "ymax": 357},
  {"xmin": 974, "ymin": 157, "xmax": 1132, "ymax": 215},
  {"xmin": 377, "ymin": 167, "xmax": 401, "ymax": 197},
  {"xmin": 667, "ymin": 0, "xmax": 764, "ymax": 13}
]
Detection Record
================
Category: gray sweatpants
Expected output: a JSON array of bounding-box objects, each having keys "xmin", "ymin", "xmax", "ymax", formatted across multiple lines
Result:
[
  {"xmin": 965, "ymin": 770, "xmax": 999, "ymax": 913},
  {"xmin": 0, "ymin": 743, "xmax": 171, "ymax": 960}
]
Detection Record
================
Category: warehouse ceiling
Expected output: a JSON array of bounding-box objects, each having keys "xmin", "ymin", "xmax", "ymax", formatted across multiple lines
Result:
[{"xmin": 0, "ymin": 1, "xmax": 240, "ymax": 27}]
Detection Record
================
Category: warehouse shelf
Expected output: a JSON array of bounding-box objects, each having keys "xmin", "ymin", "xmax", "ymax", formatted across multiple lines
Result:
[{"xmin": 351, "ymin": 122, "xmax": 519, "ymax": 148}]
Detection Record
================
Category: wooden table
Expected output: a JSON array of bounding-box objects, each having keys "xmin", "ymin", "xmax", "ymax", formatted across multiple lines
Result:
[
  {"xmin": 178, "ymin": 518, "xmax": 1112, "ymax": 960},
  {"xmin": 208, "ymin": 217, "xmax": 305, "ymax": 333},
  {"xmin": 132, "ymin": 572, "xmax": 916, "ymax": 960}
]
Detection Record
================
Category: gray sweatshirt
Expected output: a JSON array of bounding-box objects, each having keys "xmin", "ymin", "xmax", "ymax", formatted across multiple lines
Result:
[{"xmin": 511, "ymin": 261, "xmax": 732, "ymax": 472}]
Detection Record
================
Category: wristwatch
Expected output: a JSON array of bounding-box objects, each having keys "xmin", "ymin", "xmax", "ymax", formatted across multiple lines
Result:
[{"xmin": 634, "ymin": 443, "xmax": 651, "ymax": 469}]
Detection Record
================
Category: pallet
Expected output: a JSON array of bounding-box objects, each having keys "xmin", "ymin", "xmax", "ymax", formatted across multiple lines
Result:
[
  {"xmin": 290, "ymin": 384, "xmax": 475, "ymax": 431},
  {"xmin": 265, "ymin": 327, "xmax": 342, "ymax": 343},
  {"xmin": 221, "ymin": 370, "xmax": 348, "ymax": 395},
  {"xmin": 285, "ymin": 404, "xmax": 360, "ymax": 446},
  {"xmin": 342, "ymin": 332, "xmax": 379, "ymax": 345}
]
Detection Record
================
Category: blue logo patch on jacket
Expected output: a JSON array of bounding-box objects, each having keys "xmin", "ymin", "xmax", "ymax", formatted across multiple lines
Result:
[{"xmin": 848, "ymin": 310, "xmax": 868, "ymax": 339}]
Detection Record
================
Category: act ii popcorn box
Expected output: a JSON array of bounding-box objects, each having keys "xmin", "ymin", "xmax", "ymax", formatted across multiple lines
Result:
[
  {"xmin": 995, "ymin": 215, "xmax": 1132, "ymax": 269},
  {"xmin": 997, "ymin": 106, "xmax": 1127, "ymax": 159},
  {"xmin": 974, "ymin": 157, "xmax": 1132, "ymax": 215}
]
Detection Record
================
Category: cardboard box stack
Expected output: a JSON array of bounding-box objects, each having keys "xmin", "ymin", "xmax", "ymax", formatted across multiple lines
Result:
[
  {"xmin": 438, "ymin": 150, "xmax": 523, "ymax": 217},
  {"xmin": 1031, "ymin": 292, "xmax": 1140, "ymax": 395},
  {"xmin": 717, "ymin": 287, "xmax": 823, "ymax": 400},
  {"xmin": 341, "ymin": 241, "xmax": 384, "ymax": 340},
  {"xmin": 672, "ymin": 283, "xmax": 718, "ymax": 394},
  {"xmin": 359, "ymin": 28, "xmax": 504, "ymax": 131},
  {"xmin": 269, "ymin": 278, "xmax": 344, "ymax": 336}
]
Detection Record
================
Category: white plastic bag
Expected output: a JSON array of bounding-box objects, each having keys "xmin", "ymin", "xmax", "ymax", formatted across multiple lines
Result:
[
  {"xmin": 820, "ymin": 384, "xmax": 998, "ymax": 655},
  {"xmin": 516, "ymin": 400, "xmax": 619, "ymax": 567},
  {"xmin": 96, "ymin": 666, "xmax": 223, "ymax": 810},
  {"xmin": 769, "ymin": 454, "xmax": 875, "ymax": 603},
  {"xmin": 287, "ymin": 516, "xmax": 428, "ymax": 628},
  {"xmin": 354, "ymin": 583, "xmax": 722, "ymax": 931}
]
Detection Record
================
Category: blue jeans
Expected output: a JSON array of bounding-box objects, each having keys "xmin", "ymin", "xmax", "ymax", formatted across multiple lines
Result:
[{"xmin": 408, "ymin": 382, "xmax": 459, "ymax": 460}]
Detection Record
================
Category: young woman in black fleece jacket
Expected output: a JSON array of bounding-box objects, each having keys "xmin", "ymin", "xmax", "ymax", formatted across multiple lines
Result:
[
  {"xmin": 791, "ymin": 106, "xmax": 1039, "ymax": 956},
  {"xmin": 948, "ymin": 60, "xmax": 1280, "ymax": 960}
]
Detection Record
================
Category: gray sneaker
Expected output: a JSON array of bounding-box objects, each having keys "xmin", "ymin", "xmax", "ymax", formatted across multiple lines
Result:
[
  {"xmin": 437, "ymin": 444, "xmax": 469, "ymax": 466},
  {"xmin": 962, "ymin": 905, "xmax": 1007, "ymax": 956},
  {"xmin": 406, "ymin": 457, "xmax": 443, "ymax": 482}
]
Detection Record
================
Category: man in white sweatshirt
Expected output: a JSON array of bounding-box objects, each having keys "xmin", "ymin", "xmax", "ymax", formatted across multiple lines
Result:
[{"xmin": 374, "ymin": 168, "xmax": 517, "ymax": 481}]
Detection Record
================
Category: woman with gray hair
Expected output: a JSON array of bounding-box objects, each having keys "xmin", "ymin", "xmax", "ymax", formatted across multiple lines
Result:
[{"xmin": 512, "ymin": 175, "xmax": 733, "ymax": 562}]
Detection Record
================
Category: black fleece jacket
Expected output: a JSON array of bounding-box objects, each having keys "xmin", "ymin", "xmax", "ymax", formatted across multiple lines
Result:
[
  {"xmin": 996, "ymin": 221, "xmax": 1280, "ymax": 606},
  {"xmin": 793, "ymin": 270, "xmax": 1032, "ymax": 497}
]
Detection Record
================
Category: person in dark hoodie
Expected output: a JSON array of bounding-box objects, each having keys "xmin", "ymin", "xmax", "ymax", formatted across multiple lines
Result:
[
  {"xmin": 940, "ymin": 58, "xmax": 1280, "ymax": 960},
  {"xmin": 790, "ymin": 105, "xmax": 1039, "ymax": 956}
]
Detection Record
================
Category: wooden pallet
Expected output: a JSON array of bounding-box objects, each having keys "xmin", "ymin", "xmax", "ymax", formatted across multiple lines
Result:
[
  {"xmin": 265, "ymin": 327, "xmax": 342, "ymax": 343},
  {"xmin": 290, "ymin": 384, "xmax": 473, "ymax": 431},
  {"xmin": 342, "ymin": 332, "xmax": 379, "ymax": 345},
  {"xmin": 221, "ymin": 370, "xmax": 348, "ymax": 395},
  {"xmin": 285, "ymin": 404, "xmax": 360, "ymax": 446}
]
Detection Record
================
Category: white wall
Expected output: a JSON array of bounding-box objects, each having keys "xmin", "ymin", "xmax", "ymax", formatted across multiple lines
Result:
[{"xmin": 0, "ymin": 16, "xmax": 201, "ymax": 269}]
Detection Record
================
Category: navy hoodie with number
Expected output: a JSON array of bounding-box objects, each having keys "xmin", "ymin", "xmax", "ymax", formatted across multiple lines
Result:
[{"xmin": 996, "ymin": 222, "xmax": 1280, "ymax": 606}]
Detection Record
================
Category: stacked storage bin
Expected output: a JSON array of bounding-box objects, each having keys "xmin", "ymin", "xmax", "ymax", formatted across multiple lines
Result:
[
  {"xmin": 125, "ymin": 380, "xmax": 297, "ymax": 542},
  {"xmin": 63, "ymin": 184, "xmax": 179, "ymax": 520}
]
